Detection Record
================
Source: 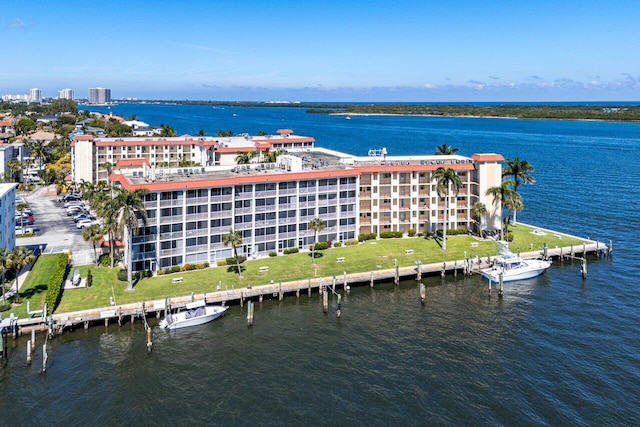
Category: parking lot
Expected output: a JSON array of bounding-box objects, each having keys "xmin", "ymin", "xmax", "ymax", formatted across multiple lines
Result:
[{"xmin": 16, "ymin": 186, "xmax": 97, "ymax": 266}]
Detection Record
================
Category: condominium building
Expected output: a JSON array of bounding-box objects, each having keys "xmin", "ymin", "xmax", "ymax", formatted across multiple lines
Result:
[
  {"xmin": 88, "ymin": 87, "xmax": 111, "ymax": 104},
  {"xmin": 58, "ymin": 88, "xmax": 75, "ymax": 100},
  {"xmin": 0, "ymin": 183, "xmax": 17, "ymax": 252},
  {"xmin": 90, "ymin": 130, "xmax": 504, "ymax": 273},
  {"xmin": 29, "ymin": 88, "xmax": 42, "ymax": 104}
]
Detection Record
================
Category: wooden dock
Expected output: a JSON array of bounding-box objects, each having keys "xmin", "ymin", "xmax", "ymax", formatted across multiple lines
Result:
[{"xmin": 8, "ymin": 241, "xmax": 608, "ymax": 336}]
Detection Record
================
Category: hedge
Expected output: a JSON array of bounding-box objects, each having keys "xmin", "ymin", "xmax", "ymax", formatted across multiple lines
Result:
[{"xmin": 45, "ymin": 253, "xmax": 69, "ymax": 315}]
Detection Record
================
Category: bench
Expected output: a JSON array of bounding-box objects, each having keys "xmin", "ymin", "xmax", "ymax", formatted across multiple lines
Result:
[
  {"xmin": 259, "ymin": 266, "xmax": 269, "ymax": 272},
  {"xmin": 336, "ymin": 257, "xmax": 345, "ymax": 263},
  {"xmin": 405, "ymin": 249, "xmax": 414, "ymax": 255},
  {"xmin": 171, "ymin": 277, "xmax": 184, "ymax": 284},
  {"xmin": 470, "ymin": 242, "xmax": 479, "ymax": 247}
]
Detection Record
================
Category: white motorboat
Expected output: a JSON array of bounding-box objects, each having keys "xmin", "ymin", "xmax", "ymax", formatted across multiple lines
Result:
[
  {"xmin": 480, "ymin": 241, "xmax": 552, "ymax": 282},
  {"xmin": 159, "ymin": 301, "xmax": 228, "ymax": 330}
]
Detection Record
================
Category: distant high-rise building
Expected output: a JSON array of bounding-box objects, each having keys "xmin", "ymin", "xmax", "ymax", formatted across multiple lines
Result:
[
  {"xmin": 29, "ymin": 88, "xmax": 42, "ymax": 103},
  {"xmin": 58, "ymin": 88, "xmax": 75, "ymax": 100},
  {"xmin": 88, "ymin": 87, "xmax": 111, "ymax": 104}
]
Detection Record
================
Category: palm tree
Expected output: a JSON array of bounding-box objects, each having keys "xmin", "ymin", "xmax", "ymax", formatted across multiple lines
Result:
[
  {"xmin": 308, "ymin": 218, "xmax": 326, "ymax": 264},
  {"xmin": 111, "ymin": 188, "xmax": 148, "ymax": 290},
  {"xmin": 502, "ymin": 157, "xmax": 535, "ymax": 224},
  {"xmin": 101, "ymin": 161, "xmax": 113, "ymax": 185},
  {"xmin": 263, "ymin": 149, "xmax": 281, "ymax": 163},
  {"xmin": 471, "ymin": 201, "xmax": 487, "ymax": 235},
  {"xmin": 434, "ymin": 144, "xmax": 459, "ymax": 155},
  {"xmin": 223, "ymin": 229, "xmax": 243, "ymax": 278},
  {"xmin": 7, "ymin": 159, "xmax": 22, "ymax": 182},
  {"xmin": 235, "ymin": 151, "xmax": 255, "ymax": 165},
  {"xmin": 504, "ymin": 192, "xmax": 523, "ymax": 232},
  {"xmin": 0, "ymin": 248, "xmax": 8, "ymax": 307},
  {"xmin": 29, "ymin": 139, "xmax": 47, "ymax": 170},
  {"xmin": 159, "ymin": 124, "xmax": 176, "ymax": 137},
  {"xmin": 485, "ymin": 179, "xmax": 518, "ymax": 240},
  {"xmin": 431, "ymin": 167, "xmax": 463, "ymax": 251},
  {"xmin": 83, "ymin": 224, "xmax": 104, "ymax": 266},
  {"xmin": 6, "ymin": 246, "xmax": 35, "ymax": 299}
]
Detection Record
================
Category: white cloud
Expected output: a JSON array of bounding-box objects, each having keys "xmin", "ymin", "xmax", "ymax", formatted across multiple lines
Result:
[{"xmin": 8, "ymin": 18, "xmax": 25, "ymax": 29}]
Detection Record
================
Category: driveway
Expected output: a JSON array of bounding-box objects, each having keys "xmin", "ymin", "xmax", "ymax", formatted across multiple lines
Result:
[{"xmin": 16, "ymin": 186, "xmax": 98, "ymax": 266}]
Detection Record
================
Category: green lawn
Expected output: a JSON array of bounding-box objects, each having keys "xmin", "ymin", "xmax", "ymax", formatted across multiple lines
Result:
[{"xmin": 11, "ymin": 223, "xmax": 586, "ymax": 315}]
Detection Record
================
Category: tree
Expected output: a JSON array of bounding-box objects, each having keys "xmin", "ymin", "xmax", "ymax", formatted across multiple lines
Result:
[
  {"xmin": 503, "ymin": 192, "xmax": 523, "ymax": 230},
  {"xmin": 28, "ymin": 139, "xmax": 48, "ymax": 169},
  {"xmin": 15, "ymin": 118, "xmax": 36, "ymax": 136},
  {"xmin": 6, "ymin": 246, "xmax": 35, "ymax": 300},
  {"xmin": 434, "ymin": 144, "xmax": 459, "ymax": 155},
  {"xmin": 263, "ymin": 149, "xmax": 281, "ymax": 163},
  {"xmin": 485, "ymin": 179, "xmax": 518, "ymax": 240},
  {"xmin": 308, "ymin": 218, "xmax": 326, "ymax": 264},
  {"xmin": 0, "ymin": 248, "xmax": 8, "ymax": 307},
  {"xmin": 223, "ymin": 229, "xmax": 243, "ymax": 278},
  {"xmin": 502, "ymin": 157, "xmax": 535, "ymax": 224},
  {"xmin": 235, "ymin": 151, "xmax": 255, "ymax": 165},
  {"xmin": 16, "ymin": 202, "xmax": 29, "ymax": 229},
  {"xmin": 217, "ymin": 130, "xmax": 234, "ymax": 137},
  {"xmin": 83, "ymin": 224, "xmax": 104, "ymax": 266},
  {"xmin": 101, "ymin": 161, "xmax": 113, "ymax": 184},
  {"xmin": 431, "ymin": 167, "xmax": 463, "ymax": 251},
  {"xmin": 5, "ymin": 159, "xmax": 22, "ymax": 182},
  {"xmin": 111, "ymin": 188, "xmax": 148, "ymax": 290},
  {"xmin": 159, "ymin": 124, "xmax": 176, "ymax": 137},
  {"xmin": 197, "ymin": 129, "xmax": 205, "ymax": 137},
  {"xmin": 471, "ymin": 201, "xmax": 487, "ymax": 235}
]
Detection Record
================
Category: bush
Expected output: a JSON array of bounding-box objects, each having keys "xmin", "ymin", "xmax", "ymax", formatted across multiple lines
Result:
[
  {"xmin": 170, "ymin": 266, "xmax": 182, "ymax": 273},
  {"xmin": 269, "ymin": 251, "xmax": 277, "ymax": 257},
  {"xmin": 183, "ymin": 263, "xmax": 191, "ymax": 271},
  {"xmin": 117, "ymin": 269, "xmax": 128, "ymax": 281},
  {"xmin": 157, "ymin": 269, "xmax": 165, "ymax": 275},
  {"xmin": 505, "ymin": 232, "xmax": 514, "ymax": 242},
  {"xmin": 99, "ymin": 254, "xmax": 111, "ymax": 267},
  {"xmin": 45, "ymin": 253, "xmax": 69, "ymax": 314},
  {"xmin": 216, "ymin": 259, "xmax": 227, "ymax": 266},
  {"xmin": 333, "ymin": 242, "xmax": 342, "ymax": 248},
  {"xmin": 407, "ymin": 229, "xmax": 416, "ymax": 237},
  {"xmin": 283, "ymin": 247, "xmax": 299, "ymax": 255},
  {"xmin": 435, "ymin": 228, "xmax": 469, "ymax": 237},
  {"xmin": 312, "ymin": 241, "xmax": 330, "ymax": 251},
  {"xmin": 344, "ymin": 240, "xmax": 359, "ymax": 246},
  {"xmin": 226, "ymin": 256, "xmax": 246, "ymax": 265},
  {"xmin": 380, "ymin": 231, "xmax": 402, "ymax": 238},
  {"xmin": 163, "ymin": 267, "xmax": 172, "ymax": 275},
  {"xmin": 86, "ymin": 269, "xmax": 93, "ymax": 287},
  {"xmin": 358, "ymin": 233, "xmax": 377, "ymax": 242}
]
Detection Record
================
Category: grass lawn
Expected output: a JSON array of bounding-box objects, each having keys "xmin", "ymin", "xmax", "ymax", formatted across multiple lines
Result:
[{"xmin": 12, "ymin": 223, "xmax": 586, "ymax": 315}]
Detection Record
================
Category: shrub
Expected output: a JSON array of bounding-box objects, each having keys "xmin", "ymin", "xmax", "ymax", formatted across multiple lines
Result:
[
  {"xmin": 198, "ymin": 262, "xmax": 209, "ymax": 269},
  {"xmin": 99, "ymin": 254, "xmax": 111, "ymax": 267},
  {"xmin": 312, "ymin": 241, "xmax": 329, "ymax": 250},
  {"xmin": 407, "ymin": 229, "xmax": 416, "ymax": 237},
  {"xmin": 344, "ymin": 240, "xmax": 359, "ymax": 246},
  {"xmin": 226, "ymin": 256, "xmax": 246, "ymax": 265},
  {"xmin": 358, "ymin": 233, "xmax": 377, "ymax": 242},
  {"xmin": 435, "ymin": 228, "xmax": 469, "ymax": 237},
  {"xmin": 505, "ymin": 232, "xmax": 514, "ymax": 242},
  {"xmin": 170, "ymin": 266, "xmax": 182, "ymax": 273},
  {"xmin": 157, "ymin": 269, "xmax": 165, "ymax": 275},
  {"xmin": 269, "ymin": 251, "xmax": 277, "ymax": 257},
  {"xmin": 45, "ymin": 253, "xmax": 68, "ymax": 314},
  {"xmin": 117, "ymin": 269, "xmax": 128, "ymax": 281},
  {"xmin": 333, "ymin": 242, "xmax": 342, "ymax": 248},
  {"xmin": 380, "ymin": 231, "xmax": 402, "ymax": 238},
  {"xmin": 183, "ymin": 263, "xmax": 191, "ymax": 271},
  {"xmin": 86, "ymin": 269, "xmax": 93, "ymax": 287},
  {"xmin": 283, "ymin": 247, "xmax": 299, "ymax": 255},
  {"xmin": 217, "ymin": 259, "xmax": 227, "ymax": 266}
]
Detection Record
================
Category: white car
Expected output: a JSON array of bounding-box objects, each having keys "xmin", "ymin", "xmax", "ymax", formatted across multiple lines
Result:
[
  {"xmin": 76, "ymin": 219, "xmax": 97, "ymax": 229},
  {"xmin": 15, "ymin": 226, "xmax": 34, "ymax": 235},
  {"xmin": 64, "ymin": 201, "xmax": 84, "ymax": 208}
]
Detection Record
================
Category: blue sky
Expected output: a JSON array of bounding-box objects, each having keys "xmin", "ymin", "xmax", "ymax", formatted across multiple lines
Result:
[{"xmin": 3, "ymin": 0, "xmax": 639, "ymax": 102}]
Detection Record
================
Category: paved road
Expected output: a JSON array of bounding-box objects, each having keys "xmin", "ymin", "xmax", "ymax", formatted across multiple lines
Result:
[{"xmin": 17, "ymin": 186, "xmax": 96, "ymax": 265}]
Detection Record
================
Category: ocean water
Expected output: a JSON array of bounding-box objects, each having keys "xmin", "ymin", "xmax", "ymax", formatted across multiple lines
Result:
[{"xmin": 1, "ymin": 105, "xmax": 639, "ymax": 426}]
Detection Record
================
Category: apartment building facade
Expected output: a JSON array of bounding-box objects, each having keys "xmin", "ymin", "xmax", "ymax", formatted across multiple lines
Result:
[{"xmin": 0, "ymin": 183, "xmax": 17, "ymax": 253}]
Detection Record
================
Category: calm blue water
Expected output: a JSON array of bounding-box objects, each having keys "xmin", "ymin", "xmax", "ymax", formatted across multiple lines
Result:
[{"xmin": 2, "ymin": 105, "xmax": 639, "ymax": 426}]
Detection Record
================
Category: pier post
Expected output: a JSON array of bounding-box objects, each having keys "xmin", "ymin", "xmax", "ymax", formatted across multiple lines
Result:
[
  {"xmin": 336, "ymin": 294, "xmax": 342, "ymax": 318},
  {"xmin": 147, "ymin": 327, "xmax": 153, "ymax": 354},
  {"xmin": 296, "ymin": 289, "xmax": 300, "ymax": 299},
  {"xmin": 279, "ymin": 282, "xmax": 283, "ymax": 301},
  {"xmin": 416, "ymin": 262, "xmax": 422, "ymax": 281},
  {"xmin": 441, "ymin": 261, "xmax": 446, "ymax": 278},
  {"xmin": 571, "ymin": 244, "xmax": 574, "ymax": 258},
  {"xmin": 370, "ymin": 272, "xmax": 374, "ymax": 288},
  {"xmin": 240, "ymin": 290, "xmax": 244, "ymax": 308},
  {"xmin": 247, "ymin": 300, "xmax": 254, "ymax": 327},
  {"xmin": 420, "ymin": 283, "xmax": 426, "ymax": 305},
  {"xmin": 453, "ymin": 260, "xmax": 457, "ymax": 277},
  {"xmin": 84, "ymin": 321, "xmax": 89, "ymax": 330},
  {"xmin": 609, "ymin": 240, "xmax": 613, "ymax": 259},
  {"xmin": 41, "ymin": 343, "xmax": 48, "ymax": 374},
  {"xmin": 259, "ymin": 295, "xmax": 263, "ymax": 303},
  {"xmin": 560, "ymin": 246, "xmax": 564, "ymax": 261},
  {"xmin": 581, "ymin": 257, "xmax": 587, "ymax": 280},
  {"xmin": 322, "ymin": 287, "xmax": 328, "ymax": 314},
  {"xmin": 488, "ymin": 277, "xmax": 492, "ymax": 295},
  {"xmin": 31, "ymin": 329, "xmax": 36, "ymax": 351},
  {"xmin": 308, "ymin": 279, "xmax": 312, "ymax": 297},
  {"xmin": 1, "ymin": 330, "xmax": 7, "ymax": 364},
  {"xmin": 117, "ymin": 306, "xmax": 122, "ymax": 326},
  {"xmin": 395, "ymin": 265, "xmax": 400, "ymax": 285},
  {"xmin": 104, "ymin": 318, "xmax": 109, "ymax": 328},
  {"xmin": 343, "ymin": 271, "xmax": 348, "ymax": 293},
  {"xmin": 543, "ymin": 243, "xmax": 548, "ymax": 260},
  {"xmin": 27, "ymin": 340, "xmax": 32, "ymax": 366},
  {"xmin": 130, "ymin": 315, "xmax": 135, "ymax": 325},
  {"xmin": 498, "ymin": 272, "xmax": 504, "ymax": 299}
]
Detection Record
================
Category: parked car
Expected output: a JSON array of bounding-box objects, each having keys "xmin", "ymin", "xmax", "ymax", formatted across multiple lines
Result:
[
  {"xmin": 76, "ymin": 219, "xmax": 97, "ymax": 229},
  {"xmin": 15, "ymin": 226, "xmax": 34, "ymax": 235},
  {"xmin": 64, "ymin": 201, "xmax": 84, "ymax": 208},
  {"xmin": 74, "ymin": 214, "xmax": 95, "ymax": 223},
  {"xmin": 16, "ymin": 218, "xmax": 35, "ymax": 226},
  {"xmin": 67, "ymin": 206, "xmax": 86, "ymax": 215}
]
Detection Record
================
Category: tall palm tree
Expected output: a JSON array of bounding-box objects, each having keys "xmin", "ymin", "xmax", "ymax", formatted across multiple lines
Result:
[
  {"xmin": 471, "ymin": 201, "xmax": 487, "ymax": 235},
  {"xmin": 431, "ymin": 167, "xmax": 463, "ymax": 251},
  {"xmin": 485, "ymin": 179, "xmax": 519, "ymax": 240},
  {"xmin": 0, "ymin": 248, "xmax": 8, "ymax": 307},
  {"xmin": 223, "ymin": 229, "xmax": 244, "ymax": 278},
  {"xmin": 6, "ymin": 246, "xmax": 35, "ymax": 299},
  {"xmin": 504, "ymin": 192, "xmax": 523, "ymax": 231},
  {"xmin": 502, "ymin": 157, "xmax": 535, "ymax": 224},
  {"xmin": 308, "ymin": 217, "xmax": 326, "ymax": 264},
  {"xmin": 101, "ymin": 161, "xmax": 113, "ymax": 185},
  {"xmin": 83, "ymin": 224, "xmax": 104, "ymax": 266},
  {"xmin": 434, "ymin": 144, "xmax": 459, "ymax": 155},
  {"xmin": 111, "ymin": 188, "xmax": 148, "ymax": 290},
  {"xmin": 7, "ymin": 159, "xmax": 22, "ymax": 182},
  {"xmin": 29, "ymin": 139, "xmax": 47, "ymax": 170}
]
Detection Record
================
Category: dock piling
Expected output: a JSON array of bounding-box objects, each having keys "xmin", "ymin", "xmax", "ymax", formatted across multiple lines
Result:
[
  {"xmin": 336, "ymin": 294, "xmax": 342, "ymax": 318},
  {"xmin": 147, "ymin": 327, "xmax": 153, "ymax": 353},
  {"xmin": 247, "ymin": 300, "xmax": 254, "ymax": 327},
  {"xmin": 26, "ymin": 340, "xmax": 32, "ymax": 366},
  {"xmin": 370, "ymin": 272, "xmax": 374, "ymax": 288},
  {"xmin": 581, "ymin": 257, "xmax": 587, "ymax": 280},
  {"xmin": 498, "ymin": 273, "xmax": 504, "ymax": 298},
  {"xmin": 31, "ymin": 329, "xmax": 35, "ymax": 351},
  {"xmin": 322, "ymin": 287, "xmax": 328, "ymax": 314},
  {"xmin": 420, "ymin": 283, "xmax": 426, "ymax": 304}
]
